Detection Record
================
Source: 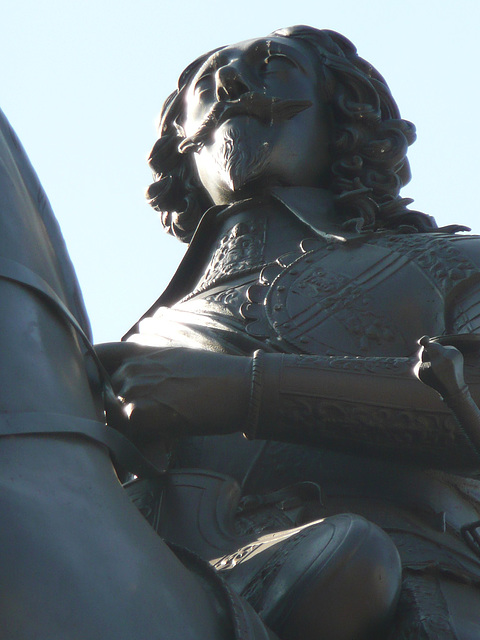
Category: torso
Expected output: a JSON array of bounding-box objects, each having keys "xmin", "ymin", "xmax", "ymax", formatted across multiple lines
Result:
[
  {"xmin": 133, "ymin": 202, "xmax": 480, "ymax": 574},
  {"xmin": 171, "ymin": 214, "xmax": 480, "ymax": 359}
]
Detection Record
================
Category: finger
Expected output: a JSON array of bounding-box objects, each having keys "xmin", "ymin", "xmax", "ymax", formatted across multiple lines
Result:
[
  {"xmin": 418, "ymin": 335, "xmax": 431, "ymax": 348},
  {"xmin": 424, "ymin": 343, "xmax": 463, "ymax": 367},
  {"xmin": 110, "ymin": 365, "xmax": 155, "ymax": 394},
  {"xmin": 419, "ymin": 339, "xmax": 456, "ymax": 363},
  {"xmin": 128, "ymin": 399, "xmax": 187, "ymax": 442},
  {"xmin": 95, "ymin": 342, "xmax": 150, "ymax": 375}
]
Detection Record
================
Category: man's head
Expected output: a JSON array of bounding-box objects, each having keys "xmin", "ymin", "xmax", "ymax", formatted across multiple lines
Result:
[
  {"xmin": 179, "ymin": 34, "xmax": 332, "ymax": 205},
  {"xmin": 147, "ymin": 26, "xmax": 436, "ymax": 242}
]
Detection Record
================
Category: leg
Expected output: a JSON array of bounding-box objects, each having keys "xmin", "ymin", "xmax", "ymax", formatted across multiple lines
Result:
[
  {"xmin": 147, "ymin": 470, "xmax": 402, "ymax": 640},
  {"xmin": 220, "ymin": 513, "xmax": 402, "ymax": 640}
]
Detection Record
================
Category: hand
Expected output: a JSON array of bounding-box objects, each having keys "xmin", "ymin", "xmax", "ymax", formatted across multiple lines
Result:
[
  {"xmin": 100, "ymin": 345, "xmax": 251, "ymax": 444},
  {"xmin": 414, "ymin": 336, "xmax": 467, "ymax": 400}
]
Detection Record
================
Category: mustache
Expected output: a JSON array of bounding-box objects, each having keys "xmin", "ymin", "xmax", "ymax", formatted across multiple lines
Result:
[{"xmin": 178, "ymin": 92, "xmax": 312, "ymax": 154}]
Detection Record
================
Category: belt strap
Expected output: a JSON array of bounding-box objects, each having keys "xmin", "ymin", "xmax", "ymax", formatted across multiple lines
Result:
[
  {"xmin": 0, "ymin": 412, "xmax": 164, "ymax": 478},
  {"xmin": 0, "ymin": 256, "xmax": 163, "ymax": 477}
]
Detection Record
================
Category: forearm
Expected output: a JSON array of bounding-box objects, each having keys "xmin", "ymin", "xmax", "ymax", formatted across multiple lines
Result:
[
  {"xmin": 107, "ymin": 344, "xmax": 480, "ymax": 471},
  {"xmin": 253, "ymin": 353, "xmax": 480, "ymax": 471}
]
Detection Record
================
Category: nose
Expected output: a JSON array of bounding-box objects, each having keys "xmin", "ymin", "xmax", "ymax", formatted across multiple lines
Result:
[{"xmin": 216, "ymin": 65, "xmax": 250, "ymax": 101}]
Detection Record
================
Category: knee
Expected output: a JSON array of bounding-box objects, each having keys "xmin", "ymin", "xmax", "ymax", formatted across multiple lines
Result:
[
  {"xmin": 314, "ymin": 514, "xmax": 401, "ymax": 639},
  {"xmin": 265, "ymin": 513, "xmax": 401, "ymax": 640}
]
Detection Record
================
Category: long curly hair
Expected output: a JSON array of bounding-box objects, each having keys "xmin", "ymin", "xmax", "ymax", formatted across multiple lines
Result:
[{"xmin": 146, "ymin": 25, "xmax": 437, "ymax": 243}]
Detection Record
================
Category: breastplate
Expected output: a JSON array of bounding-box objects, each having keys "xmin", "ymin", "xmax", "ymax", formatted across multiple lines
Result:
[
  {"xmin": 191, "ymin": 217, "xmax": 267, "ymax": 297},
  {"xmin": 241, "ymin": 232, "xmax": 479, "ymax": 357}
]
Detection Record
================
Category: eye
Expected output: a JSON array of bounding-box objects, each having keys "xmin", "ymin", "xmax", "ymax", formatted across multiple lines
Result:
[
  {"xmin": 193, "ymin": 74, "xmax": 214, "ymax": 96},
  {"xmin": 261, "ymin": 54, "xmax": 298, "ymax": 75}
]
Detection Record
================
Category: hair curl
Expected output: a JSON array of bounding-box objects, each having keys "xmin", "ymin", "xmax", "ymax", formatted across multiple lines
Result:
[{"xmin": 146, "ymin": 26, "xmax": 437, "ymax": 243}]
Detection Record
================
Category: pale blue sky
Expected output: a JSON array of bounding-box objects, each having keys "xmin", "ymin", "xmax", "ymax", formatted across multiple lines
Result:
[{"xmin": 1, "ymin": 0, "xmax": 478, "ymax": 342}]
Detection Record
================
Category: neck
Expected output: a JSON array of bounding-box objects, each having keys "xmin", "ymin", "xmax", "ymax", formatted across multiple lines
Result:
[
  {"xmin": 189, "ymin": 192, "xmax": 337, "ymax": 296},
  {"xmin": 216, "ymin": 197, "xmax": 314, "ymax": 263}
]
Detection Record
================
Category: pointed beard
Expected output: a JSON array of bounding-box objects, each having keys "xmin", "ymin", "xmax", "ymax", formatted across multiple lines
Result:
[{"xmin": 214, "ymin": 125, "xmax": 271, "ymax": 191}]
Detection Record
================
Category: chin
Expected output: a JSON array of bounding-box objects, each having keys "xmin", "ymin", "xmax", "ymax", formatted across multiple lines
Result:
[{"xmin": 213, "ymin": 122, "xmax": 273, "ymax": 192}]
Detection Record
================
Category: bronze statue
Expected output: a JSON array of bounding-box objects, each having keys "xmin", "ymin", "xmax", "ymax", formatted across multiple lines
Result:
[
  {"xmin": 109, "ymin": 26, "xmax": 480, "ymax": 639},
  {"xmin": 1, "ymin": 23, "xmax": 480, "ymax": 640}
]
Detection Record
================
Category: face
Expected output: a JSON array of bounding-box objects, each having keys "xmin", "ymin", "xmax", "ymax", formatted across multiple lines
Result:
[{"xmin": 181, "ymin": 35, "xmax": 331, "ymax": 205}]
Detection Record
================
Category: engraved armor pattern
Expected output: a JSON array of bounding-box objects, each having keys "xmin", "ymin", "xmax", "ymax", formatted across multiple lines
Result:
[
  {"xmin": 204, "ymin": 285, "xmax": 252, "ymax": 320},
  {"xmin": 179, "ymin": 284, "xmax": 256, "ymax": 330},
  {"xmin": 448, "ymin": 282, "xmax": 480, "ymax": 335},
  {"xmin": 375, "ymin": 233, "xmax": 479, "ymax": 297},
  {"xmin": 243, "ymin": 232, "xmax": 480, "ymax": 356},
  {"xmin": 284, "ymin": 265, "xmax": 396, "ymax": 352},
  {"xmin": 277, "ymin": 394, "xmax": 468, "ymax": 459},
  {"xmin": 286, "ymin": 354, "xmax": 413, "ymax": 374},
  {"xmin": 193, "ymin": 219, "xmax": 267, "ymax": 295}
]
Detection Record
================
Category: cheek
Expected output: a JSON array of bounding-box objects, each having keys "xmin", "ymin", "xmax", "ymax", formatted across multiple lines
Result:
[
  {"xmin": 193, "ymin": 148, "xmax": 216, "ymax": 186},
  {"xmin": 184, "ymin": 113, "xmax": 200, "ymax": 137},
  {"xmin": 183, "ymin": 93, "xmax": 206, "ymax": 137}
]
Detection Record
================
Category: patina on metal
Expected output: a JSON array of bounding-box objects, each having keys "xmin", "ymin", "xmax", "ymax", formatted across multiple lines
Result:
[
  {"xmin": 116, "ymin": 26, "xmax": 480, "ymax": 639},
  {"xmin": 2, "ymin": 24, "xmax": 480, "ymax": 640}
]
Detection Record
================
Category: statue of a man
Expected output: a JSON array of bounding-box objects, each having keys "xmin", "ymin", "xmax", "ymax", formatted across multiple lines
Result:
[{"xmin": 104, "ymin": 26, "xmax": 480, "ymax": 639}]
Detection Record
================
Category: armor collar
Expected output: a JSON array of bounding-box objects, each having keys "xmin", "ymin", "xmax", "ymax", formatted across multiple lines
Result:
[
  {"xmin": 270, "ymin": 187, "xmax": 346, "ymax": 244},
  {"xmin": 124, "ymin": 187, "xmax": 346, "ymax": 339}
]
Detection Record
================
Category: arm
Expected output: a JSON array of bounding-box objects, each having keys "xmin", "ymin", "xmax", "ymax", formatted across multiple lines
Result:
[
  {"xmin": 103, "ymin": 343, "xmax": 480, "ymax": 473},
  {"xmin": 252, "ymin": 276, "xmax": 480, "ymax": 471},
  {"xmin": 253, "ymin": 275, "xmax": 480, "ymax": 471},
  {"xmin": 255, "ymin": 350, "xmax": 480, "ymax": 471},
  {"xmin": 103, "ymin": 262, "xmax": 480, "ymax": 474}
]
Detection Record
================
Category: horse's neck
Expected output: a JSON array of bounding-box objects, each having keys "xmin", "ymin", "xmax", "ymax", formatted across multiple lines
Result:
[
  {"xmin": 0, "ymin": 434, "xmax": 117, "ymax": 502},
  {"xmin": 0, "ymin": 280, "xmax": 100, "ymax": 415},
  {"xmin": 0, "ymin": 109, "xmax": 91, "ymax": 339}
]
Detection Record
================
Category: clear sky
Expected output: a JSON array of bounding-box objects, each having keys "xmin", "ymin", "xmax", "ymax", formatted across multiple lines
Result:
[{"xmin": 1, "ymin": 0, "xmax": 478, "ymax": 342}]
